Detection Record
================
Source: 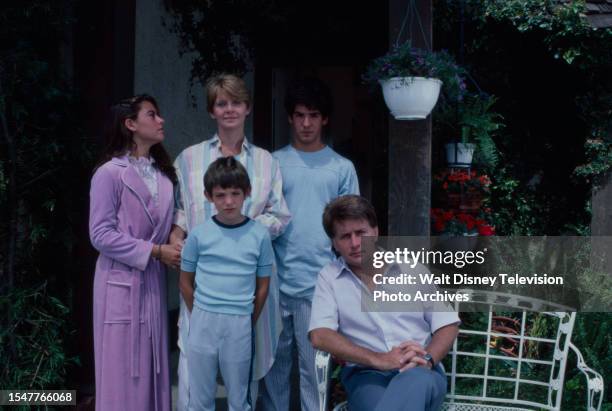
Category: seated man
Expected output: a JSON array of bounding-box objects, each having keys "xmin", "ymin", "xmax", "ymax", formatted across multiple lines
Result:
[{"xmin": 308, "ymin": 195, "xmax": 460, "ymax": 411}]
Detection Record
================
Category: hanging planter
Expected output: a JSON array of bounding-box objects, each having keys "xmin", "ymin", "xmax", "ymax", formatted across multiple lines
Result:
[
  {"xmin": 445, "ymin": 142, "xmax": 475, "ymax": 166},
  {"xmin": 437, "ymin": 94, "xmax": 503, "ymax": 168},
  {"xmin": 364, "ymin": 42, "xmax": 466, "ymax": 121},
  {"xmin": 380, "ymin": 77, "xmax": 442, "ymax": 120}
]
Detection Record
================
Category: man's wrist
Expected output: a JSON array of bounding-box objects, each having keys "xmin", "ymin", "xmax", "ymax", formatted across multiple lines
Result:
[
  {"xmin": 423, "ymin": 352, "xmax": 435, "ymax": 369},
  {"xmin": 367, "ymin": 351, "xmax": 382, "ymax": 369}
]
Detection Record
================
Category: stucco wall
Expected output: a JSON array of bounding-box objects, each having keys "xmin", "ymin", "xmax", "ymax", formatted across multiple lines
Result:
[{"xmin": 133, "ymin": 0, "xmax": 254, "ymax": 160}]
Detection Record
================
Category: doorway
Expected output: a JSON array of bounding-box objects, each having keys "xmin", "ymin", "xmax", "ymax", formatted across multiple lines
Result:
[{"xmin": 251, "ymin": 1, "xmax": 390, "ymax": 227}]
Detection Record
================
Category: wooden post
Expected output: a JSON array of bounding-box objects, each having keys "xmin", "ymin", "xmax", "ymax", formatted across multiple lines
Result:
[{"xmin": 388, "ymin": 0, "xmax": 432, "ymax": 235}]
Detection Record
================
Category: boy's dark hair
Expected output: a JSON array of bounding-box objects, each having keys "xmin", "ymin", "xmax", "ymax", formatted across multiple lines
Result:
[
  {"xmin": 284, "ymin": 76, "xmax": 333, "ymax": 118},
  {"xmin": 322, "ymin": 195, "xmax": 378, "ymax": 238},
  {"xmin": 204, "ymin": 156, "xmax": 251, "ymax": 195}
]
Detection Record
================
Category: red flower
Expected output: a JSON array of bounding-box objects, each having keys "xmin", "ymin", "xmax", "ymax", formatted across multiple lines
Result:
[
  {"xmin": 434, "ymin": 220, "xmax": 446, "ymax": 232},
  {"xmin": 456, "ymin": 213, "xmax": 475, "ymax": 230},
  {"xmin": 478, "ymin": 175, "xmax": 491, "ymax": 186},
  {"xmin": 456, "ymin": 213, "xmax": 468, "ymax": 222},
  {"xmin": 478, "ymin": 225, "xmax": 495, "ymax": 236}
]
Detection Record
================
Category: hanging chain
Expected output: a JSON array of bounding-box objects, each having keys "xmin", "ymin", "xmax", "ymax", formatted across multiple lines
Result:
[
  {"xmin": 395, "ymin": 1, "xmax": 485, "ymax": 94},
  {"xmin": 395, "ymin": 0, "xmax": 431, "ymax": 50}
]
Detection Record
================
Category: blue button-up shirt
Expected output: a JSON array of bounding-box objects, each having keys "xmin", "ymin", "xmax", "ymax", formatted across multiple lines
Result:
[{"xmin": 309, "ymin": 257, "xmax": 460, "ymax": 359}]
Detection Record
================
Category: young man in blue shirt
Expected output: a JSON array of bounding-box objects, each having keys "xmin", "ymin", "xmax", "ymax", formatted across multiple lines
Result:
[
  {"xmin": 179, "ymin": 157, "xmax": 273, "ymax": 411},
  {"xmin": 262, "ymin": 77, "xmax": 359, "ymax": 411}
]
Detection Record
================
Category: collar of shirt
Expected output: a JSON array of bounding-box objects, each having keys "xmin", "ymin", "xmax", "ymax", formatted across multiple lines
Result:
[
  {"xmin": 128, "ymin": 155, "xmax": 155, "ymax": 166},
  {"xmin": 334, "ymin": 256, "xmax": 349, "ymax": 278},
  {"xmin": 209, "ymin": 133, "xmax": 252, "ymax": 155},
  {"xmin": 332, "ymin": 257, "xmax": 375, "ymax": 298},
  {"xmin": 334, "ymin": 256, "xmax": 370, "ymax": 282}
]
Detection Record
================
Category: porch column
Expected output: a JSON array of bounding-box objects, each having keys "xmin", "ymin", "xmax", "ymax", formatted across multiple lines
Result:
[{"xmin": 387, "ymin": 0, "xmax": 433, "ymax": 235}]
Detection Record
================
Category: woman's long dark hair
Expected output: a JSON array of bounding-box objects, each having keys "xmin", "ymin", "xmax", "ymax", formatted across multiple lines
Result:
[{"xmin": 97, "ymin": 94, "xmax": 177, "ymax": 184}]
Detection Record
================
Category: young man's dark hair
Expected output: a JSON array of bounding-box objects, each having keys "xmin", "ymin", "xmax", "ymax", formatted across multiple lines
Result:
[
  {"xmin": 204, "ymin": 156, "xmax": 251, "ymax": 195},
  {"xmin": 322, "ymin": 195, "xmax": 378, "ymax": 239},
  {"xmin": 284, "ymin": 76, "xmax": 334, "ymax": 118}
]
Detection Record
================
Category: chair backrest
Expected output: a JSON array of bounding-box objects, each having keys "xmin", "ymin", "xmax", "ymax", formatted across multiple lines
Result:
[{"xmin": 444, "ymin": 290, "xmax": 576, "ymax": 411}]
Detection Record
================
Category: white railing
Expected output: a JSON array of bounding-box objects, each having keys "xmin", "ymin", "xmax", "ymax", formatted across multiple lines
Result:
[{"xmin": 315, "ymin": 291, "xmax": 604, "ymax": 411}]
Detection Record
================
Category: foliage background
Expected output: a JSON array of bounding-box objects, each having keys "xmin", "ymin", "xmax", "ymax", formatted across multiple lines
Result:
[
  {"xmin": 0, "ymin": 0, "xmax": 94, "ymax": 393},
  {"xmin": 433, "ymin": 1, "xmax": 611, "ymax": 409}
]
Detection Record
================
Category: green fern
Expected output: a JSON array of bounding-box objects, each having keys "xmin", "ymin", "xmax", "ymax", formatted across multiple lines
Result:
[
  {"xmin": 460, "ymin": 94, "xmax": 504, "ymax": 169},
  {"xmin": 435, "ymin": 93, "xmax": 504, "ymax": 170}
]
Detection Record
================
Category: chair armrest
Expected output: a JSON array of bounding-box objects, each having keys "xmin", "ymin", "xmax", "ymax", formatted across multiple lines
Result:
[
  {"xmin": 315, "ymin": 350, "xmax": 332, "ymax": 411},
  {"xmin": 569, "ymin": 342, "xmax": 604, "ymax": 411}
]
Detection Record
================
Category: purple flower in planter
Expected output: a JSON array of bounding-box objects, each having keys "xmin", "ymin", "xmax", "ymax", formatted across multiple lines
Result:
[{"xmin": 364, "ymin": 41, "xmax": 466, "ymax": 97}]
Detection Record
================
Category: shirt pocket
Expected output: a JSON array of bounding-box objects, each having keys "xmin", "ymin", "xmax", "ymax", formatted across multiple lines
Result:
[{"xmin": 104, "ymin": 269, "xmax": 142, "ymax": 323}]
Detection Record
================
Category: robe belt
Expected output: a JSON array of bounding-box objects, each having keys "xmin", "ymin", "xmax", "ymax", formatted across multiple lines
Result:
[
  {"xmin": 145, "ymin": 266, "xmax": 161, "ymax": 411},
  {"xmin": 130, "ymin": 269, "xmax": 141, "ymax": 377},
  {"xmin": 147, "ymin": 230, "xmax": 162, "ymax": 378},
  {"xmin": 147, "ymin": 262, "xmax": 161, "ymax": 375},
  {"xmin": 130, "ymin": 264, "xmax": 163, "ymax": 378}
]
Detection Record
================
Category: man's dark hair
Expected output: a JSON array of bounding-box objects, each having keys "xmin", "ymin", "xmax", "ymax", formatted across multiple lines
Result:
[
  {"xmin": 322, "ymin": 195, "xmax": 378, "ymax": 238},
  {"xmin": 284, "ymin": 76, "xmax": 333, "ymax": 118},
  {"xmin": 204, "ymin": 156, "xmax": 251, "ymax": 195}
]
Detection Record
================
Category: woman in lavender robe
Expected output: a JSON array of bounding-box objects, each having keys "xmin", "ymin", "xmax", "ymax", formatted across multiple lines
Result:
[{"xmin": 89, "ymin": 95, "xmax": 181, "ymax": 411}]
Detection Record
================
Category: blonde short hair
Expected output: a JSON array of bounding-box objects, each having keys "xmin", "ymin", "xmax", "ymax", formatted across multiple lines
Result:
[{"xmin": 205, "ymin": 74, "xmax": 251, "ymax": 113}]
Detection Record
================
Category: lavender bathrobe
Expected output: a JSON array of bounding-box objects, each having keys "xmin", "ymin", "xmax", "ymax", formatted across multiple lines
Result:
[{"xmin": 89, "ymin": 156, "xmax": 173, "ymax": 411}]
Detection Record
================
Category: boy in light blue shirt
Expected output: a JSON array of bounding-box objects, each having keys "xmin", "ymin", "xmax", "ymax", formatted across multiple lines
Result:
[
  {"xmin": 180, "ymin": 156, "xmax": 272, "ymax": 411},
  {"xmin": 263, "ymin": 77, "xmax": 359, "ymax": 411}
]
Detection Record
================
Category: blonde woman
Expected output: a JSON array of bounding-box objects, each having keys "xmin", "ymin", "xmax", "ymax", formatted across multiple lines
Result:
[{"xmin": 171, "ymin": 74, "xmax": 290, "ymax": 410}]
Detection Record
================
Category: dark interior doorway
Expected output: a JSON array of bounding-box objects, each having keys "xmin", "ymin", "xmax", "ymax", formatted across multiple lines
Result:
[{"xmin": 252, "ymin": 0, "xmax": 390, "ymax": 232}]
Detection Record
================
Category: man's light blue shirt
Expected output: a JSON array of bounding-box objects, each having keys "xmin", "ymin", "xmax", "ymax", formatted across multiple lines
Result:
[
  {"xmin": 308, "ymin": 257, "xmax": 461, "ymax": 361},
  {"xmin": 181, "ymin": 217, "xmax": 273, "ymax": 315},
  {"xmin": 273, "ymin": 145, "xmax": 359, "ymax": 299}
]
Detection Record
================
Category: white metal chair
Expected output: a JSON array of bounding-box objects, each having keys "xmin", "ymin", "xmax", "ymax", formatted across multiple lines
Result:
[{"xmin": 315, "ymin": 290, "xmax": 604, "ymax": 411}]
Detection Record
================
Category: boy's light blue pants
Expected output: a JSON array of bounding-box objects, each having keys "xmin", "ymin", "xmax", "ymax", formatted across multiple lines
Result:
[{"xmin": 187, "ymin": 307, "xmax": 253, "ymax": 411}]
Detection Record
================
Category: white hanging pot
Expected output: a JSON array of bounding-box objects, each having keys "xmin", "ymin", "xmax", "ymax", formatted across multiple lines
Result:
[
  {"xmin": 445, "ymin": 142, "xmax": 475, "ymax": 166},
  {"xmin": 379, "ymin": 77, "xmax": 442, "ymax": 120}
]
